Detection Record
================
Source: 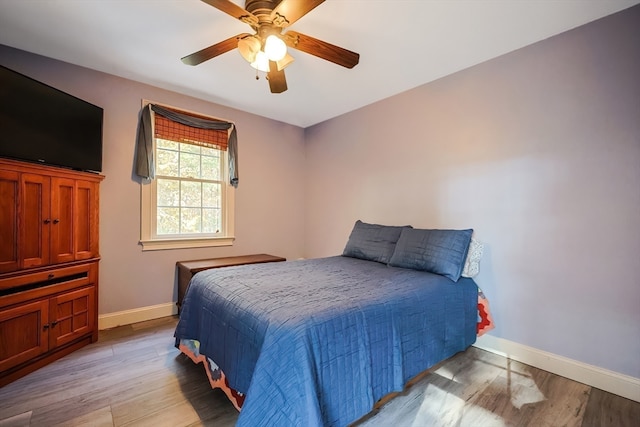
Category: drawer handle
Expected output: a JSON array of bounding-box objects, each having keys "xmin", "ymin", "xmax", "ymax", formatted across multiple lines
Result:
[{"xmin": 48, "ymin": 273, "xmax": 55, "ymax": 280}]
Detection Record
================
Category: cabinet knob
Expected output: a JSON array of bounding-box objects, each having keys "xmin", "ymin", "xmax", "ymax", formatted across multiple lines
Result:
[
  {"xmin": 51, "ymin": 321, "xmax": 59, "ymax": 328},
  {"xmin": 53, "ymin": 219, "xmax": 60, "ymax": 224},
  {"xmin": 44, "ymin": 218, "xmax": 51, "ymax": 224},
  {"xmin": 48, "ymin": 273, "xmax": 55, "ymax": 280},
  {"xmin": 43, "ymin": 324, "xmax": 50, "ymax": 330}
]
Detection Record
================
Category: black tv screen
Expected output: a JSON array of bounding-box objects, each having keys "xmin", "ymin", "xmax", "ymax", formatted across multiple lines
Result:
[{"xmin": 0, "ymin": 65, "xmax": 103, "ymax": 172}]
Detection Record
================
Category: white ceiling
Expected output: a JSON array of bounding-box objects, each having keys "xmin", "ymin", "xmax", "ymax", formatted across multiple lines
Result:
[{"xmin": 0, "ymin": 0, "xmax": 637, "ymax": 128}]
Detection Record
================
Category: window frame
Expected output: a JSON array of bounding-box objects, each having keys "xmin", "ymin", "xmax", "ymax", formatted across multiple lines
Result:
[{"xmin": 139, "ymin": 102, "xmax": 235, "ymax": 251}]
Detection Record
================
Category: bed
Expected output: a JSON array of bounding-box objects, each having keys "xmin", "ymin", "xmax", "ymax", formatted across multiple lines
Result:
[{"xmin": 174, "ymin": 223, "xmax": 493, "ymax": 427}]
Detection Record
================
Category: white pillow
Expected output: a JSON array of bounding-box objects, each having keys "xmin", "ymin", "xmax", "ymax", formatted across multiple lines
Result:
[{"xmin": 462, "ymin": 238, "xmax": 484, "ymax": 278}]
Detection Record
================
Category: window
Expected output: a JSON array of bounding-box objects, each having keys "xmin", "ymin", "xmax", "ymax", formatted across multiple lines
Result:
[{"xmin": 140, "ymin": 104, "xmax": 235, "ymax": 250}]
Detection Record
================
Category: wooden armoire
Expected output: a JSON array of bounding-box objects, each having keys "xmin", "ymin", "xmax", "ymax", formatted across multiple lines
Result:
[{"xmin": 0, "ymin": 158, "xmax": 103, "ymax": 386}]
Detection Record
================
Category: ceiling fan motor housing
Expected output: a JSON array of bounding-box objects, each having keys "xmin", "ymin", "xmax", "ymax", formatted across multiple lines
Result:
[{"xmin": 245, "ymin": 0, "xmax": 277, "ymax": 20}]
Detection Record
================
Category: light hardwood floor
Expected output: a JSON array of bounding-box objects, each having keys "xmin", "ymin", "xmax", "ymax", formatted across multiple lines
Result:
[{"xmin": 0, "ymin": 316, "xmax": 637, "ymax": 426}]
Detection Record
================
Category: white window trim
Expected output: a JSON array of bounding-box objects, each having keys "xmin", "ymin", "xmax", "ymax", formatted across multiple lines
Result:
[
  {"xmin": 139, "ymin": 100, "xmax": 235, "ymax": 251},
  {"xmin": 140, "ymin": 179, "xmax": 235, "ymax": 251}
]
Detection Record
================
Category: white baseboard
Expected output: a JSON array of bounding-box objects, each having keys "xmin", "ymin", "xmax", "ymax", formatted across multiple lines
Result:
[
  {"xmin": 474, "ymin": 334, "xmax": 640, "ymax": 403},
  {"xmin": 98, "ymin": 302, "xmax": 177, "ymax": 330}
]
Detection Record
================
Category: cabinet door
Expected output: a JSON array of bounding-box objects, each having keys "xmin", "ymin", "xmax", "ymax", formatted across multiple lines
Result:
[
  {"xmin": 21, "ymin": 173, "xmax": 51, "ymax": 269},
  {"xmin": 49, "ymin": 286, "xmax": 95, "ymax": 349},
  {"xmin": 50, "ymin": 177, "xmax": 75, "ymax": 264},
  {"xmin": 74, "ymin": 180, "xmax": 99, "ymax": 260},
  {"xmin": 0, "ymin": 170, "xmax": 19, "ymax": 273},
  {"xmin": 0, "ymin": 300, "xmax": 50, "ymax": 372}
]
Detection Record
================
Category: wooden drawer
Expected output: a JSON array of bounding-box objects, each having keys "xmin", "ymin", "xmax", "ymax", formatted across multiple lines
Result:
[{"xmin": 0, "ymin": 261, "xmax": 98, "ymax": 309}]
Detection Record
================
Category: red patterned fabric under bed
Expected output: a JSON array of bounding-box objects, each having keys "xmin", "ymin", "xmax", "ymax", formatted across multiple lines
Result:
[{"xmin": 178, "ymin": 340, "xmax": 245, "ymax": 410}]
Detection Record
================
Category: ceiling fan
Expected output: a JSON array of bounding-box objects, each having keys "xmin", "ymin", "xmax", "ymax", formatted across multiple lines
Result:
[{"xmin": 181, "ymin": 0, "xmax": 360, "ymax": 93}]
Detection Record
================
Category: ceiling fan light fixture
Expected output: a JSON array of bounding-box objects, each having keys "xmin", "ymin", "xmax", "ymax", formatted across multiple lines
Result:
[
  {"xmin": 276, "ymin": 53, "xmax": 295, "ymax": 71},
  {"xmin": 238, "ymin": 35, "xmax": 261, "ymax": 63},
  {"xmin": 264, "ymin": 35, "xmax": 287, "ymax": 61},
  {"xmin": 250, "ymin": 50, "xmax": 270, "ymax": 73}
]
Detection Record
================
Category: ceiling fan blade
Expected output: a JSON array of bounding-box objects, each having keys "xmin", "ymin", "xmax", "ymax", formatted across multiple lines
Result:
[
  {"xmin": 268, "ymin": 60, "xmax": 288, "ymax": 93},
  {"xmin": 284, "ymin": 30, "xmax": 359, "ymax": 69},
  {"xmin": 200, "ymin": 0, "xmax": 259, "ymax": 26},
  {"xmin": 181, "ymin": 33, "xmax": 251, "ymax": 66},
  {"xmin": 270, "ymin": 0, "xmax": 325, "ymax": 28}
]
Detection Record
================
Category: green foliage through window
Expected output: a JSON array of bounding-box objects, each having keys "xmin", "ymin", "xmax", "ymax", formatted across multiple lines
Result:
[{"xmin": 155, "ymin": 139, "xmax": 223, "ymax": 236}]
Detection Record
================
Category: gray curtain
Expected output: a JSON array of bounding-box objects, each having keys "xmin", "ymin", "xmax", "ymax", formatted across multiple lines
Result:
[{"xmin": 135, "ymin": 104, "xmax": 239, "ymax": 187}]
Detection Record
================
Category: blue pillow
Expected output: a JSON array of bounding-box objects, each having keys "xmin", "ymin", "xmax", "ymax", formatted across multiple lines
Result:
[
  {"xmin": 342, "ymin": 220, "xmax": 411, "ymax": 264},
  {"xmin": 389, "ymin": 228, "xmax": 473, "ymax": 282}
]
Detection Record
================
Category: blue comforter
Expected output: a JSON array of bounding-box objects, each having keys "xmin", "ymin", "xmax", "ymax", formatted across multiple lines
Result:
[{"xmin": 174, "ymin": 256, "xmax": 478, "ymax": 427}]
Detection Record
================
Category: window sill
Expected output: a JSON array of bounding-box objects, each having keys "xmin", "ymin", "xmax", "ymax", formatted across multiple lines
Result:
[{"xmin": 140, "ymin": 236, "xmax": 235, "ymax": 251}]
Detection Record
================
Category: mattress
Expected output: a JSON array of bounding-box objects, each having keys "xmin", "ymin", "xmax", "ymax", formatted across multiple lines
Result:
[{"xmin": 174, "ymin": 256, "xmax": 479, "ymax": 426}]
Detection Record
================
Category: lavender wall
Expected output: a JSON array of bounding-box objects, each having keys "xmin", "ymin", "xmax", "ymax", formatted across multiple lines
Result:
[
  {"xmin": 304, "ymin": 6, "xmax": 640, "ymax": 378},
  {"xmin": 0, "ymin": 44, "xmax": 306, "ymax": 314}
]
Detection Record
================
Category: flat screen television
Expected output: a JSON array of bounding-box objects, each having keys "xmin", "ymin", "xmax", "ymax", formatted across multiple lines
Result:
[{"xmin": 0, "ymin": 65, "xmax": 103, "ymax": 173}]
